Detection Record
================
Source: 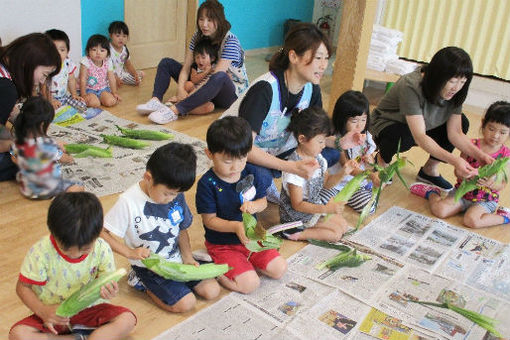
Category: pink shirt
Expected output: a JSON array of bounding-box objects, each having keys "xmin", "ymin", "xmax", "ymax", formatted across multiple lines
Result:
[{"xmin": 80, "ymin": 57, "xmax": 113, "ymax": 91}]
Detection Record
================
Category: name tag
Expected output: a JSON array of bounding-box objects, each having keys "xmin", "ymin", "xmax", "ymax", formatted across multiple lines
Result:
[{"xmin": 168, "ymin": 205, "xmax": 184, "ymax": 226}]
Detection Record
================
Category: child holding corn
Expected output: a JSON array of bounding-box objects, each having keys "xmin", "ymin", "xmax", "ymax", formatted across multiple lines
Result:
[
  {"xmin": 411, "ymin": 101, "xmax": 510, "ymax": 228},
  {"xmin": 279, "ymin": 107, "xmax": 356, "ymax": 242},
  {"xmin": 9, "ymin": 192, "xmax": 136, "ymax": 340},
  {"xmin": 196, "ymin": 116, "xmax": 287, "ymax": 294},
  {"xmin": 101, "ymin": 143, "xmax": 220, "ymax": 313}
]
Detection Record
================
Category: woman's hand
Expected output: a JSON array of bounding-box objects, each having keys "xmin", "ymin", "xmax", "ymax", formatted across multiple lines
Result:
[
  {"xmin": 452, "ymin": 156, "xmax": 478, "ymax": 178},
  {"xmin": 478, "ymin": 153, "xmax": 495, "ymax": 167},
  {"xmin": 293, "ymin": 158, "xmax": 319, "ymax": 179},
  {"xmin": 340, "ymin": 131, "xmax": 366, "ymax": 150}
]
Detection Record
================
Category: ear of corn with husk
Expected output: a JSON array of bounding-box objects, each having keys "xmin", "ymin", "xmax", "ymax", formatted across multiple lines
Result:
[
  {"xmin": 323, "ymin": 171, "xmax": 370, "ymax": 222},
  {"xmin": 407, "ymin": 300, "xmax": 502, "ymax": 337},
  {"xmin": 454, "ymin": 156, "xmax": 509, "ymax": 202},
  {"xmin": 101, "ymin": 134, "xmax": 151, "ymax": 149},
  {"xmin": 242, "ymin": 212, "xmax": 283, "ymax": 253},
  {"xmin": 56, "ymin": 268, "xmax": 127, "ymax": 317},
  {"xmin": 64, "ymin": 144, "xmax": 113, "ymax": 158},
  {"xmin": 115, "ymin": 125, "xmax": 174, "ymax": 141},
  {"xmin": 315, "ymin": 248, "xmax": 371, "ymax": 271},
  {"xmin": 141, "ymin": 253, "xmax": 229, "ymax": 282}
]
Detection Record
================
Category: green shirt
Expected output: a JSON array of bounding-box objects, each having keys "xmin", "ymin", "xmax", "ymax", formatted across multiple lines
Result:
[
  {"xmin": 370, "ymin": 68, "xmax": 462, "ymax": 138},
  {"xmin": 19, "ymin": 235, "xmax": 115, "ymax": 305}
]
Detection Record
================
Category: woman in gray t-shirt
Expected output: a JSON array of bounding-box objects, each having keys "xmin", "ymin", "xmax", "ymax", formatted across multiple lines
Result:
[{"xmin": 369, "ymin": 46, "xmax": 492, "ymax": 190}]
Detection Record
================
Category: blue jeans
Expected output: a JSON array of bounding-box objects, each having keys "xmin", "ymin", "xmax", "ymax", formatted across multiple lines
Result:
[{"xmin": 0, "ymin": 152, "xmax": 17, "ymax": 181}]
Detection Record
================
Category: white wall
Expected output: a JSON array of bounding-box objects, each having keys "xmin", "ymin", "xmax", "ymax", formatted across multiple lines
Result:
[{"xmin": 0, "ymin": 0, "xmax": 82, "ymax": 62}]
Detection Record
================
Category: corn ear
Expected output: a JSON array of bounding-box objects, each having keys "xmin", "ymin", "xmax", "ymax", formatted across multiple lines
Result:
[
  {"xmin": 308, "ymin": 239, "xmax": 351, "ymax": 252},
  {"xmin": 316, "ymin": 248, "xmax": 371, "ymax": 271},
  {"xmin": 56, "ymin": 268, "xmax": 127, "ymax": 317},
  {"xmin": 73, "ymin": 146, "xmax": 113, "ymax": 158},
  {"xmin": 142, "ymin": 253, "xmax": 229, "ymax": 282},
  {"xmin": 101, "ymin": 134, "xmax": 150, "ymax": 149},
  {"xmin": 116, "ymin": 125, "xmax": 174, "ymax": 141},
  {"xmin": 242, "ymin": 212, "xmax": 283, "ymax": 253}
]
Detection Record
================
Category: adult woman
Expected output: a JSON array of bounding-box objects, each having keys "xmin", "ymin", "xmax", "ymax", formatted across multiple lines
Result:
[
  {"xmin": 222, "ymin": 23, "xmax": 361, "ymax": 201},
  {"xmin": 0, "ymin": 33, "xmax": 61, "ymax": 181},
  {"xmin": 137, "ymin": 0, "xmax": 248, "ymax": 124},
  {"xmin": 370, "ymin": 46, "xmax": 492, "ymax": 190}
]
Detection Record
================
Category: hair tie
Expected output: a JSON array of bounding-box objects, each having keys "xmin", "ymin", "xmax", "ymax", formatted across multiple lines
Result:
[{"xmin": 279, "ymin": 47, "xmax": 284, "ymax": 55}]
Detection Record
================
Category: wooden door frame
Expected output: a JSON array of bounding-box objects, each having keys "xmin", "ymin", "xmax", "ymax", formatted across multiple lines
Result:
[{"xmin": 186, "ymin": 0, "xmax": 198, "ymax": 46}]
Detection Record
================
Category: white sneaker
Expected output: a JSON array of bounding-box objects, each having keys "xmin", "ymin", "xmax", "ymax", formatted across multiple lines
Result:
[
  {"xmin": 136, "ymin": 98, "xmax": 166, "ymax": 115},
  {"xmin": 148, "ymin": 106, "xmax": 178, "ymax": 124}
]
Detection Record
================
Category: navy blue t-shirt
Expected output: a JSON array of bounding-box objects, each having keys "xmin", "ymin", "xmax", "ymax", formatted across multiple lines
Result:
[{"xmin": 196, "ymin": 163, "xmax": 271, "ymax": 245}]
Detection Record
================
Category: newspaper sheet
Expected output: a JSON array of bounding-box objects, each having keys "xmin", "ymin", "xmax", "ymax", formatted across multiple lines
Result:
[
  {"xmin": 376, "ymin": 266, "xmax": 508, "ymax": 339},
  {"xmin": 287, "ymin": 241, "xmax": 404, "ymax": 304},
  {"xmin": 48, "ymin": 110, "xmax": 210, "ymax": 196}
]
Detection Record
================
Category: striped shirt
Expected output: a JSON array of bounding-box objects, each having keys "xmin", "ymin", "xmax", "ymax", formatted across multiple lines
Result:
[{"xmin": 0, "ymin": 64, "xmax": 12, "ymax": 80}]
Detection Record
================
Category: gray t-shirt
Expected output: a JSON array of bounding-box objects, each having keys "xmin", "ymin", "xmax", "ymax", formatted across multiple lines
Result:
[{"xmin": 369, "ymin": 68, "xmax": 462, "ymax": 138}]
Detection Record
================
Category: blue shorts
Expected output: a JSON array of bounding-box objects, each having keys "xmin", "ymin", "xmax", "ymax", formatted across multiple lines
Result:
[
  {"xmin": 86, "ymin": 87, "xmax": 111, "ymax": 97},
  {"xmin": 132, "ymin": 265, "xmax": 200, "ymax": 307}
]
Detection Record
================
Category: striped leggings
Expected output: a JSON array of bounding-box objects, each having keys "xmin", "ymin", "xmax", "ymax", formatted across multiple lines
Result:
[
  {"xmin": 56, "ymin": 93, "xmax": 87, "ymax": 112},
  {"xmin": 319, "ymin": 187, "xmax": 374, "ymax": 213},
  {"xmin": 120, "ymin": 70, "xmax": 144, "ymax": 85}
]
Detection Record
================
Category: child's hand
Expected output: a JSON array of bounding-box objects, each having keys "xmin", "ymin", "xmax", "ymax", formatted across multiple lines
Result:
[
  {"xmin": 116, "ymin": 76, "xmax": 122, "ymax": 88},
  {"xmin": 100, "ymin": 281, "xmax": 119, "ymax": 300},
  {"xmin": 324, "ymin": 199, "xmax": 345, "ymax": 214},
  {"xmin": 128, "ymin": 247, "xmax": 151, "ymax": 260},
  {"xmin": 113, "ymin": 93, "xmax": 122, "ymax": 103},
  {"xmin": 362, "ymin": 154, "xmax": 375, "ymax": 165},
  {"xmin": 343, "ymin": 159, "xmax": 359, "ymax": 175},
  {"xmin": 240, "ymin": 201, "xmax": 259, "ymax": 214},
  {"xmin": 59, "ymin": 153, "xmax": 74, "ymax": 164},
  {"xmin": 477, "ymin": 175, "xmax": 497, "ymax": 189},
  {"xmin": 370, "ymin": 172, "xmax": 381, "ymax": 187},
  {"xmin": 235, "ymin": 222, "xmax": 250, "ymax": 245},
  {"xmin": 72, "ymin": 93, "xmax": 86, "ymax": 103},
  {"xmin": 37, "ymin": 304, "xmax": 70, "ymax": 335},
  {"xmin": 182, "ymin": 255, "xmax": 199, "ymax": 267},
  {"xmin": 50, "ymin": 98, "xmax": 62, "ymax": 110}
]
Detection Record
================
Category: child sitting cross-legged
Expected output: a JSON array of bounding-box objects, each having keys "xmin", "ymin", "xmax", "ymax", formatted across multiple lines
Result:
[
  {"xmin": 411, "ymin": 101, "xmax": 510, "ymax": 228},
  {"xmin": 196, "ymin": 116, "xmax": 287, "ymax": 294},
  {"xmin": 279, "ymin": 107, "xmax": 357, "ymax": 242},
  {"xmin": 101, "ymin": 143, "xmax": 220, "ymax": 313},
  {"xmin": 9, "ymin": 192, "xmax": 136, "ymax": 340}
]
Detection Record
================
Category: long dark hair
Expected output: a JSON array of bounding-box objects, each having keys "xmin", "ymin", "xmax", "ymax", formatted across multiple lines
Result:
[
  {"xmin": 332, "ymin": 91, "xmax": 370, "ymax": 135},
  {"xmin": 196, "ymin": 0, "xmax": 231, "ymax": 46},
  {"xmin": 421, "ymin": 46, "xmax": 473, "ymax": 107},
  {"xmin": 13, "ymin": 96, "xmax": 55, "ymax": 145},
  {"xmin": 0, "ymin": 33, "xmax": 61, "ymax": 98},
  {"xmin": 269, "ymin": 22, "xmax": 331, "ymax": 72}
]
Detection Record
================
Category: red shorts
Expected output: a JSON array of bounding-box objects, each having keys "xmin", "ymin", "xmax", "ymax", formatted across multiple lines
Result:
[
  {"xmin": 205, "ymin": 241, "xmax": 281, "ymax": 280},
  {"xmin": 10, "ymin": 303, "xmax": 135, "ymax": 334}
]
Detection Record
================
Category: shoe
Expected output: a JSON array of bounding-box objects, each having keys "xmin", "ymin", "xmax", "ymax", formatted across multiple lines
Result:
[
  {"xmin": 148, "ymin": 106, "xmax": 178, "ymax": 124},
  {"xmin": 496, "ymin": 206, "xmax": 510, "ymax": 219},
  {"xmin": 72, "ymin": 325, "xmax": 94, "ymax": 339},
  {"xmin": 416, "ymin": 167, "xmax": 453, "ymax": 191},
  {"xmin": 127, "ymin": 269, "xmax": 146, "ymax": 292},
  {"xmin": 410, "ymin": 182, "xmax": 441, "ymax": 199},
  {"xmin": 136, "ymin": 98, "xmax": 166, "ymax": 115},
  {"xmin": 279, "ymin": 227, "xmax": 303, "ymax": 241},
  {"xmin": 266, "ymin": 181, "xmax": 280, "ymax": 204}
]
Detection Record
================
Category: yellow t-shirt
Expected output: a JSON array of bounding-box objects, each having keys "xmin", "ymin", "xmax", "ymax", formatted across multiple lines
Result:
[{"xmin": 19, "ymin": 235, "xmax": 115, "ymax": 305}]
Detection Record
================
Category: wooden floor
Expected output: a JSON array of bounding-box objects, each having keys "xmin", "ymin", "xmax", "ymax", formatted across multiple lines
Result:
[{"xmin": 1, "ymin": 54, "xmax": 509, "ymax": 339}]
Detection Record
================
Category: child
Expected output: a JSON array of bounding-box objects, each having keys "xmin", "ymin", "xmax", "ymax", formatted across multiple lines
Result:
[
  {"xmin": 410, "ymin": 101, "xmax": 510, "ymax": 228},
  {"xmin": 196, "ymin": 116, "xmax": 287, "ymax": 294},
  {"xmin": 330, "ymin": 90, "xmax": 379, "ymax": 212},
  {"xmin": 44, "ymin": 29, "xmax": 87, "ymax": 112},
  {"xmin": 279, "ymin": 107, "xmax": 356, "ymax": 242},
  {"xmin": 166, "ymin": 37, "xmax": 217, "ymax": 115},
  {"xmin": 11, "ymin": 96, "xmax": 83, "ymax": 199},
  {"xmin": 108, "ymin": 21, "xmax": 144, "ymax": 87},
  {"xmin": 9, "ymin": 192, "xmax": 136, "ymax": 340},
  {"xmin": 80, "ymin": 34, "xmax": 120, "ymax": 108},
  {"xmin": 101, "ymin": 143, "xmax": 220, "ymax": 313}
]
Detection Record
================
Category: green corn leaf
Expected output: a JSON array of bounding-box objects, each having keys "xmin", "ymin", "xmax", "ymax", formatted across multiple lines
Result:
[{"xmin": 116, "ymin": 125, "xmax": 174, "ymax": 141}]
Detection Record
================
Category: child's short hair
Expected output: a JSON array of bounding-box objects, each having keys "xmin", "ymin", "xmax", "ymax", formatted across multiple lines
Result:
[
  {"xmin": 108, "ymin": 21, "xmax": 129, "ymax": 36},
  {"xmin": 85, "ymin": 34, "xmax": 110, "ymax": 57},
  {"xmin": 287, "ymin": 106, "xmax": 332, "ymax": 140},
  {"xmin": 146, "ymin": 142, "xmax": 197, "ymax": 191},
  {"xmin": 13, "ymin": 96, "xmax": 54, "ymax": 145},
  {"xmin": 482, "ymin": 101, "xmax": 510, "ymax": 129},
  {"xmin": 45, "ymin": 29, "xmax": 70, "ymax": 51},
  {"xmin": 206, "ymin": 116, "xmax": 253, "ymax": 158},
  {"xmin": 332, "ymin": 90, "xmax": 370, "ymax": 135},
  {"xmin": 48, "ymin": 192, "xmax": 103, "ymax": 250},
  {"xmin": 193, "ymin": 37, "xmax": 217, "ymax": 62}
]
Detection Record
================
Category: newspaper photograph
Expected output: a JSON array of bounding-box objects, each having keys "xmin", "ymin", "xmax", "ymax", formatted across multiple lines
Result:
[
  {"xmin": 232, "ymin": 270, "xmax": 335, "ymax": 324},
  {"xmin": 287, "ymin": 241, "xmax": 404, "ymax": 304},
  {"xmin": 48, "ymin": 110, "xmax": 210, "ymax": 197}
]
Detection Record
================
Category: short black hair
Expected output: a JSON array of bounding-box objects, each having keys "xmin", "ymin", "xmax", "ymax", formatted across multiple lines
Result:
[
  {"xmin": 14, "ymin": 96, "xmax": 55, "ymax": 144},
  {"xmin": 85, "ymin": 34, "xmax": 110, "ymax": 57},
  {"xmin": 422, "ymin": 46, "xmax": 473, "ymax": 107},
  {"xmin": 287, "ymin": 106, "xmax": 332, "ymax": 140},
  {"xmin": 48, "ymin": 192, "xmax": 103, "ymax": 250},
  {"xmin": 482, "ymin": 101, "xmax": 510, "ymax": 129},
  {"xmin": 45, "ymin": 29, "xmax": 70, "ymax": 51},
  {"xmin": 146, "ymin": 142, "xmax": 197, "ymax": 191},
  {"xmin": 193, "ymin": 37, "xmax": 217, "ymax": 62},
  {"xmin": 108, "ymin": 21, "xmax": 130, "ymax": 35},
  {"xmin": 206, "ymin": 116, "xmax": 253, "ymax": 157},
  {"xmin": 332, "ymin": 90, "xmax": 370, "ymax": 135}
]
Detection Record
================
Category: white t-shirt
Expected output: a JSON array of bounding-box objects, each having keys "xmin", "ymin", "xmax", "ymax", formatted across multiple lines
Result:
[
  {"xmin": 104, "ymin": 182, "xmax": 193, "ymax": 267},
  {"xmin": 50, "ymin": 57, "xmax": 77, "ymax": 99},
  {"xmin": 109, "ymin": 44, "xmax": 129, "ymax": 78},
  {"xmin": 282, "ymin": 153, "xmax": 328, "ymax": 200}
]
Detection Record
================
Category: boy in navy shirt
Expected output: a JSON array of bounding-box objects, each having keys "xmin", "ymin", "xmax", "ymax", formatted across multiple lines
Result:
[{"xmin": 196, "ymin": 116, "xmax": 287, "ymax": 294}]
